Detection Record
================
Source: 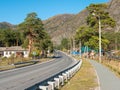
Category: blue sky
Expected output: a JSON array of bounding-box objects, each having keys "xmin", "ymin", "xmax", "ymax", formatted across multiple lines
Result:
[{"xmin": 0, "ymin": 0, "xmax": 109, "ymax": 25}]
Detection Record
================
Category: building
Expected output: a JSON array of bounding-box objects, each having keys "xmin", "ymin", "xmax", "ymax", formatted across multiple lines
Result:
[{"xmin": 0, "ymin": 46, "xmax": 29, "ymax": 58}]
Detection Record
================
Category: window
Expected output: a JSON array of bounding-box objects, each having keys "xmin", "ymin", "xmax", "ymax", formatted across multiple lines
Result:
[
  {"xmin": 6, "ymin": 52, "xmax": 8, "ymax": 55},
  {"xmin": 24, "ymin": 51, "xmax": 27, "ymax": 55},
  {"xmin": 9, "ymin": 52, "xmax": 11, "ymax": 55}
]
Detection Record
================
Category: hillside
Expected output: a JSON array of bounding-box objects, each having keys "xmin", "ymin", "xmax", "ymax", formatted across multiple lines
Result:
[
  {"xmin": 43, "ymin": 0, "xmax": 120, "ymax": 45},
  {"xmin": 43, "ymin": 10, "xmax": 89, "ymax": 45},
  {"xmin": 108, "ymin": 0, "xmax": 120, "ymax": 31},
  {"xmin": 0, "ymin": 0, "xmax": 120, "ymax": 45},
  {"xmin": 0, "ymin": 22, "xmax": 15, "ymax": 30}
]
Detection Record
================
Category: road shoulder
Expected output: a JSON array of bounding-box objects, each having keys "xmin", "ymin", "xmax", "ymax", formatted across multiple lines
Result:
[
  {"xmin": 90, "ymin": 60, "xmax": 120, "ymax": 90},
  {"xmin": 61, "ymin": 59, "xmax": 99, "ymax": 90}
]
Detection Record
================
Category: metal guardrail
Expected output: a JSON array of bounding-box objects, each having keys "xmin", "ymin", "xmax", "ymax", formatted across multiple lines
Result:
[
  {"xmin": 26, "ymin": 60, "xmax": 82, "ymax": 90},
  {"xmin": 107, "ymin": 55, "xmax": 120, "ymax": 60},
  {"xmin": 106, "ymin": 52, "xmax": 120, "ymax": 60}
]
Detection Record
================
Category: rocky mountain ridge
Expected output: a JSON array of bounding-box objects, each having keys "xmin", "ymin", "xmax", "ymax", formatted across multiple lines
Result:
[
  {"xmin": 0, "ymin": 22, "xmax": 15, "ymax": 29},
  {"xmin": 108, "ymin": 0, "xmax": 120, "ymax": 32},
  {"xmin": 0, "ymin": 0, "xmax": 120, "ymax": 45},
  {"xmin": 43, "ymin": 0, "xmax": 120, "ymax": 45},
  {"xmin": 43, "ymin": 10, "xmax": 89, "ymax": 45}
]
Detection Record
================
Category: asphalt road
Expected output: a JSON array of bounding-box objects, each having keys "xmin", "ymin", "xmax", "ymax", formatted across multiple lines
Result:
[
  {"xmin": 90, "ymin": 60, "xmax": 120, "ymax": 90},
  {"xmin": 0, "ymin": 51, "xmax": 77, "ymax": 90}
]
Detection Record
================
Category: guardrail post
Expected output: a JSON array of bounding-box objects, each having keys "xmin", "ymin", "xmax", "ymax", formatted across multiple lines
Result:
[
  {"xmin": 39, "ymin": 85, "xmax": 52, "ymax": 90},
  {"xmin": 72, "ymin": 68, "xmax": 75, "ymax": 76},
  {"xmin": 72, "ymin": 68, "xmax": 75, "ymax": 75},
  {"xmin": 48, "ymin": 81, "xmax": 55, "ymax": 90},
  {"xmin": 59, "ymin": 75, "xmax": 64, "ymax": 85},
  {"xmin": 54, "ymin": 78, "xmax": 60, "ymax": 89},
  {"xmin": 62, "ymin": 73, "xmax": 68, "ymax": 82},
  {"xmin": 39, "ymin": 86, "xmax": 46, "ymax": 90},
  {"xmin": 68, "ymin": 69, "xmax": 73, "ymax": 78},
  {"xmin": 39, "ymin": 60, "xmax": 82, "ymax": 90},
  {"xmin": 66, "ymin": 71, "xmax": 70, "ymax": 79}
]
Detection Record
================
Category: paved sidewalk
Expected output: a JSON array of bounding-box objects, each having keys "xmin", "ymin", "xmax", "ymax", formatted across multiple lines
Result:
[{"xmin": 90, "ymin": 60, "xmax": 120, "ymax": 90}]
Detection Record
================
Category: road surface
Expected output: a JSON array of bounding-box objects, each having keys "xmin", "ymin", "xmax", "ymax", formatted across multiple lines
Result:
[
  {"xmin": 90, "ymin": 60, "xmax": 120, "ymax": 90},
  {"xmin": 0, "ymin": 51, "xmax": 77, "ymax": 90}
]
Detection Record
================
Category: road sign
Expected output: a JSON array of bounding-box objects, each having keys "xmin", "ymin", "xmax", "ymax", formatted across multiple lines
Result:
[{"xmin": 33, "ymin": 51, "xmax": 36, "ymax": 56}]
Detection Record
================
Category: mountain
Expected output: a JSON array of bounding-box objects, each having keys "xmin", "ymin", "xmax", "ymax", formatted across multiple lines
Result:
[
  {"xmin": 44, "ymin": 0, "xmax": 120, "ymax": 45},
  {"xmin": 0, "ymin": 0, "xmax": 120, "ymax": 45},
  {"xmin": 43, "ymin": 10, "xmax": 89, "ymax": 45},
  {"xmin": 108, "ymin": 0, "xmax": 120, "ymax": 31},
  {"xmin": 0, "ymin": 22, "xmax": 16, "ymax": 30}
]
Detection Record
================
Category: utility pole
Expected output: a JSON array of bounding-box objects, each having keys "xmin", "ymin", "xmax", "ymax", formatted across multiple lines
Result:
[
  {"xmin": 115, "ymin": 26, "xmax": 118, "ymax": 50},
  {"xmin": 86, "ymin": 46, "xmax": 89, "ymax": 59},
  {"xmin": 69, "ymin": 38, "xmax": 72, "ymax": 55},
  {"xmin": 73, "ymin": 38, "xmax": 75, "ymax": 51},
  {"xmin": 79, "ymin": 40, "xmax": 82, "ymax": 58},
  {"xmin": 98, "ymin": 16, "xmax": 102, "ymax": 63},
  {"xmin": 115, "ymin": 24, "xmax": 120, "ymax": 50},
  {"xmin": 92, "ymin": 12, "xmax": 102, "ymax": 63}
]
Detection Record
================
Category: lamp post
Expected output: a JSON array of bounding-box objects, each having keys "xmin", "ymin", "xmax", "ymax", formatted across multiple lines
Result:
[
  {"xmin": 98, "ymin": 16, "xmax": 102, "ymax": 63},
  {"xmin": 79, "ymin": 40, "xmax": 82, "ymax": 58},
  {"xmin": 92, "ymin": 13, "xmax": 102, "ymax": 63}
]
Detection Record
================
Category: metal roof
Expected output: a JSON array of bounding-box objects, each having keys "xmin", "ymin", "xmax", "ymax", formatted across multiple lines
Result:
[{"xmin": 0, "ymin": 46, "xmax": 28, "ymax": 51}]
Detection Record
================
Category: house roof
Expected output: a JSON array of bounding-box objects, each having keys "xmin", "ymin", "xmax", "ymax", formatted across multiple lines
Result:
[
  {"xmin": 0, "ymin": 46, "xmax": 28, "ymax": 51},
  {"xmin": 0, "ymin": 47, "xmax": 6, "ymax": 51}
]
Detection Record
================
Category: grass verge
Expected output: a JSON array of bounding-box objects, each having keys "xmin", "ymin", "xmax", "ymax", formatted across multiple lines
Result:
[
  {"xmin": 0, "ymin": 58, "xmax": 51, "ymax": 71},
  {"xmin": 102, "ymin": 60, "xmax": 120, "ymax": 78},
  {"xmin": 61, "ymin": 58, "xmax": 99, "ymax": 90}
]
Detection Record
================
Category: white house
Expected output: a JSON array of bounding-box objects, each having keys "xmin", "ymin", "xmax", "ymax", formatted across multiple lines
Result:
[{"xmin": 0, "ymin": 46, "xmax": 29, "ymax": 58}]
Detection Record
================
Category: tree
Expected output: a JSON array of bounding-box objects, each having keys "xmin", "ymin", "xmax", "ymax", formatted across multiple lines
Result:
[
  {"xmin": 75, "ymin": 26, "xmax": 94, "ymax": 45},
  {"xmin": 18, "ymin": 12, "xmax": 53, "ymax": 56},
  {"xmin": 0, "ymin": 30, "xmax": 4, "ymax": 46},
  {"xmin": 0, "ymin": 29, "xmax": 22, "ymax": 47},
  {"xmin": 74, "ymin": 4, "xmax": 115, "ymax": 51},
  {"xmin": 75, "ymin": 26, "xmax": 109, "ymax": 50},
  {"xmin": 13, "ymin": 30, "xmax": 22, "ymax": 46},
  {"xmin": 60, "ymin": 38, "xmax": 69, "ymax": 50},
  {"xmin": 18, "ymin": 12, "xmax": 46, "ymax": 55},
  {"xmin": 86, "ymin": 4, "xmax": 115, "ymax": 29},
  {"xmin": 35, "ymin": 34, "xmax": 53, "ymax": 51},
  {"xmin": 103, "ymin": 31, "xmax": 120, "ymax": 50}
]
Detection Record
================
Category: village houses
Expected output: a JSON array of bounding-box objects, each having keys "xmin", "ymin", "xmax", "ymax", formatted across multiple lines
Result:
[{"xmin": 0, "ymin": 46, "xmax": 29, "ymax": 58}]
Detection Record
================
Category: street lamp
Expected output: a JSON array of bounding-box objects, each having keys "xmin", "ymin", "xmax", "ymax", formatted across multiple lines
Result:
[{"xmin": 92, "ymin": 13, "xmax": 102, "ymax": 63}]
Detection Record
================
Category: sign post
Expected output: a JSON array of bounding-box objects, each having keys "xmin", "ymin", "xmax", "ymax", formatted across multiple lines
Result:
[{"xmin": 32, "ymin": 51, "xmax": 36, "ymax": 60}]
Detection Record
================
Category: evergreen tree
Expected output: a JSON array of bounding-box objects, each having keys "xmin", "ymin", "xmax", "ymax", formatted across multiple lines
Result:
[
  {"xmin": 0, "ymin": 29, "xmax": 22, "ymax": 47},
  {"xmin": 18, "ymin": 12, "xmax": 53, "ymax": 55},
  {"xmin": 74, "ymin": 4, "xmax": 115, "ymax": 50},
  {"xmin": 18, "ymin": 12, "xmax": 45, "ymax": 54},
  {"xmin": 60, "ymin": 38, "xmax": 69, "ymax": 50}
]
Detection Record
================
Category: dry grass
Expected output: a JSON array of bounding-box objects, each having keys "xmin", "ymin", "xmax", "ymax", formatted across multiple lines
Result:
[
  {"xmin": 102, "ymin": 59, "xmax": 120, "ymax": 78},
  {"xmin": 93, "ymin": 55, "xmax": 120, "ymax": 78},
  {"xmin": 0, "ymin": 57, "xmax": 31, "ymax": 71},
  {"xmin": 61, "ymin": 58, "xmax": 98, "ymax": 90},
  {"xmin": 0, "ymin": 57, "xmax": 31, "ymax": 66},
  {"xmin": 0, "ymin": 57, "xmax": 51, "ymax": 71}
]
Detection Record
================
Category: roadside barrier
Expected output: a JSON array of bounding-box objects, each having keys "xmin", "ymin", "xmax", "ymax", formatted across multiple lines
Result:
[{"xmin": 38, "ymin": 59, "xmax": 82, "ymax": 90}]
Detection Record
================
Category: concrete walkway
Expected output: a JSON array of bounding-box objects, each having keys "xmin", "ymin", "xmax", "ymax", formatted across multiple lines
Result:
[{"xmin": 90, "ymin": 60, "xmax": 120, "ymax": 90}]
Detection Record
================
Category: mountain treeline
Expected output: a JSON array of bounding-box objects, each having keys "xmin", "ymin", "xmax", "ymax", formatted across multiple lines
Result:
[
  {"xmin": 0, "ymin": 12, "xmax": 53, "ymax": 55},
  {"xmin": 74, "ymin": 3, "xmax": 116, "ymax": 50},
  {"xmin": 1, "ymin": 0, "xmax": 120, "ymax": 52},
  {"xmin": 43, "ymin": 0, "xmax": 120, "ymax": 50},
  {"xmin": 59, "ymin": 3, "xmax": 120, "ymax": 51}
]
